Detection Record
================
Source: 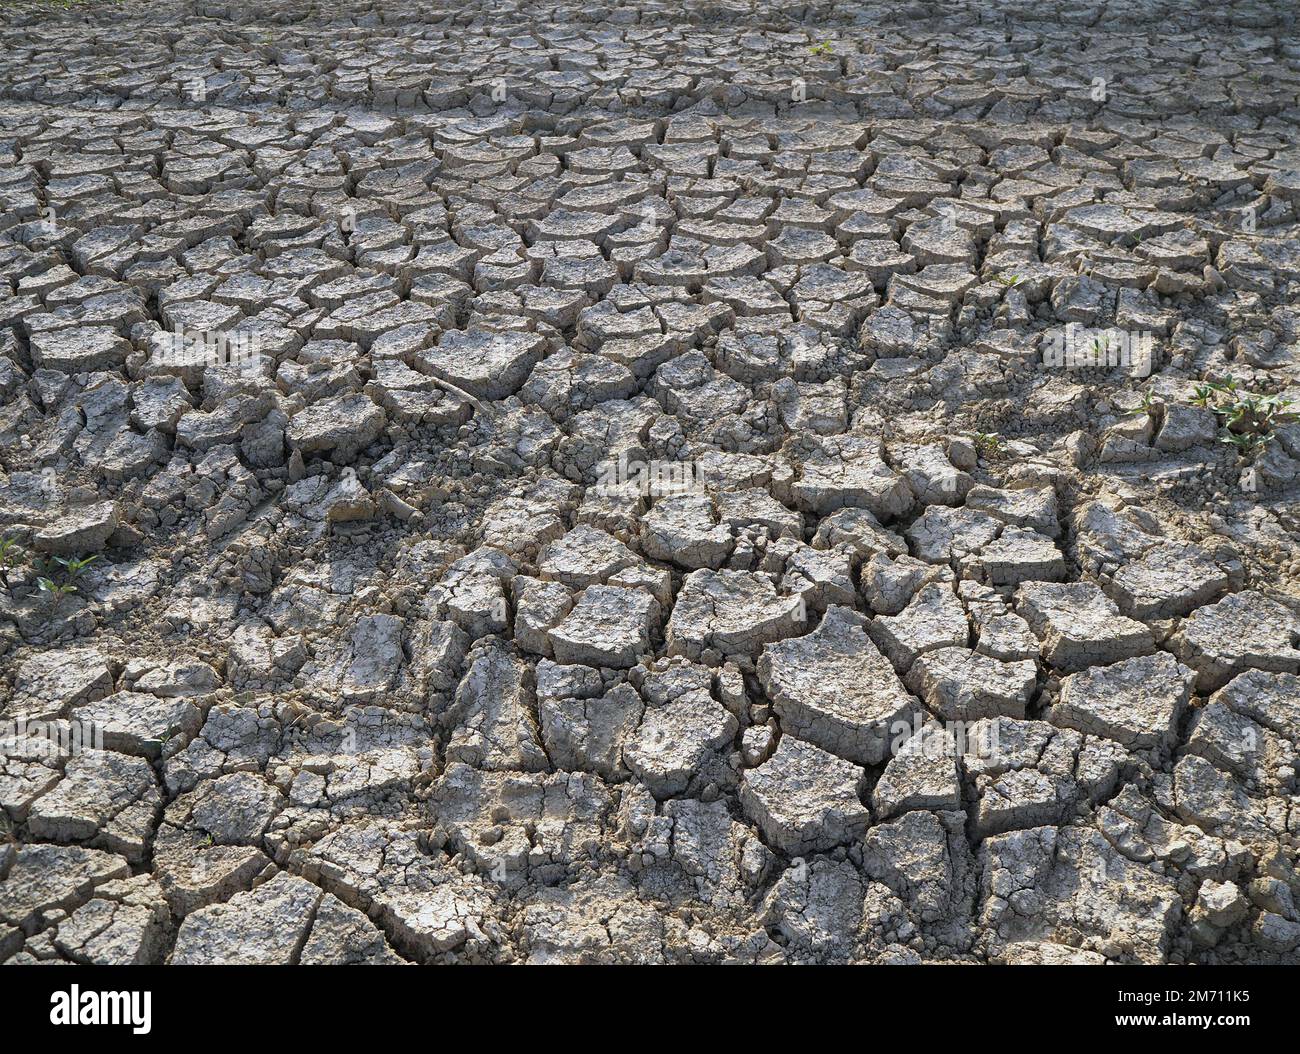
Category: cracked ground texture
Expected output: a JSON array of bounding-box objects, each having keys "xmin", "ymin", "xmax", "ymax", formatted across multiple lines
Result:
[{"xmin": 1, "ymin": 0, "xmax": 1300, "ymax": 967}]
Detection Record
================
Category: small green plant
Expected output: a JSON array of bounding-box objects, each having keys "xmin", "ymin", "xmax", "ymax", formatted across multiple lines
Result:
[
  {"xmin": 972, "ymin": 431, "xmax": 1004, "ymax": 459},
  {"xmin": 1124, "ymin": 389, "xmax": 1159, "ymax": 416},
  {"xmin": 1221, "ymin": 431, "xmax": 1269, "ymax": 455},
  {"xmin": 1189, "ymin": 378, "xmax": 1297, "ymax": 456},
  {"xmin": 993, "ymin": 272, "xmax": 1022, "ymax": 288},
  {"xmin": 144, "ymin": 730, "xmax": 172, "ymax": 754},
  {"xmin": 36, "ymin": 576, "xmax": 77, "ymax": 603},
  {"xmin": 809, "ymin": 40, "xmax": 834, "ymax": 56},
  {"xmin": 30, "ymin": 552, "xmax": 99, "ymax": 609},
  {"xmin": 56, "ymin": 554, "xmax": 100, "ymax": 579},
  {"xmin": 0, "ymin": 535, "xmax": 22, "ymax": 593}
]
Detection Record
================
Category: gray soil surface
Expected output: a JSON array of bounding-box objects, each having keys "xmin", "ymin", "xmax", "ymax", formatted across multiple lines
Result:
[{"xmin": 1, "ymin": 0, "xmax": 1299, "ymax": 964}]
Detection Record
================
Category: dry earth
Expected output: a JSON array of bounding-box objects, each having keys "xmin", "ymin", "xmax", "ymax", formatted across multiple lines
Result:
[{"xmin": 2, "ymin": 0, "xmax": 1300, "ymax": 965}]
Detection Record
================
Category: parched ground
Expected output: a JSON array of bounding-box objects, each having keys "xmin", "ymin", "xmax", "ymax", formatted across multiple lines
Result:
[{"xmin": 1, "ymin": 0, "xmax": 1299, "ymax": 966}]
